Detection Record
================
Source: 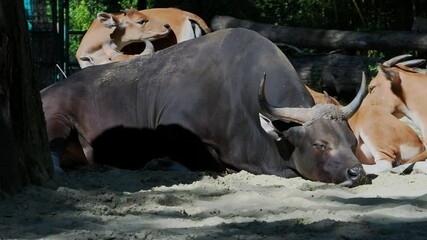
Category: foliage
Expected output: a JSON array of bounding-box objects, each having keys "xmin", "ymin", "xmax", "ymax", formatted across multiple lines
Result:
[{"xmin": 61, "ymin": 0, "xmax": 427, "ymax": 65}]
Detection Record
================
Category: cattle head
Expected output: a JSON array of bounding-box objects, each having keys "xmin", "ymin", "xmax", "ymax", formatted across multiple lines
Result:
[
  {"xmin": 366, "ymin": 54, "xmax": 424, "ymax": 118},
  {"xmin": 97, "ymin": 9, "xmax": 171, "ymax": 49},
  {"xmin": 259, "ymin": 73, "xmax": 370, "ymax": 187}
]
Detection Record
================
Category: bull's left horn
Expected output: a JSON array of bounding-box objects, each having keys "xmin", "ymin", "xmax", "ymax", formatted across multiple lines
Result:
[
  {"xmin": 383, "ymin": 54, "xmax": 413, "ymax": 67},
  {"xmin": 341, "ymin": 71, "xmax": 367, "ymax": 119},
  {"xmin": 140, "ymin": 39, "xmax": 154, "ymax": 56},
  {"xmin": 258, "ymin": 73, "xmax": 314, "ymax": 124},
  {"xmin": 397, "ymin": 59, "xmax": 426, "ymax": 68}
]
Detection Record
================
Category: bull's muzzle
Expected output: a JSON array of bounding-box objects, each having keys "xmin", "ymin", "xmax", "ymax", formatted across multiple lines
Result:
[{"xmin": 343, "ymin": 164, "xmax": 371, "ymax": 187}]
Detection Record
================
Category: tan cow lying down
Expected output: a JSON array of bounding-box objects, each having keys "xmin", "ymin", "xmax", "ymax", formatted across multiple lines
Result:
[
  {"xmin": 307, "ymin": 72, "xmax": 427, "ymax": 175},
  {"xmin": 76, "ymin": 8, "xmax": 211, "ymax": 68}
]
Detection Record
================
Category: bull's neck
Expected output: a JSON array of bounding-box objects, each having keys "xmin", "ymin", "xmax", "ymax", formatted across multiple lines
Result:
[
  {"xmin": 402, "ymin": 105, "xmax": 427, "ymax": 143},
  {"xmin": 261, "ymin": 139, "xmax": 295, "ymax": 177},
  {"xmin": 401, "ymin": 78, "xmax": 427, "ymax": 142},
  {"xmin": 102, "ymin": 39, "xmax": 123, "ymax": 59},
  {"xmin": 110, "ymin": 39, "xmax": 124, "ymax": 51}
]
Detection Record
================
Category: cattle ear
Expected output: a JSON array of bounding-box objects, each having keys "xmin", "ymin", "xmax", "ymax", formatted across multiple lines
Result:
[
  {"xmin": 282, "ymin": 126, "xmax": 305, "ymax": 145},
  {"xmin": 259, "ymin": 113, "xmax": 282, "ymax": 141},
  {"xmin": 380, "ymin": 65, "xmax": 401, "ymax": 86},
  {"xmin": 97, "ymin": 12, "xmax": 118, "ymax": 28},
  {"xmin": 323, "ymin": 91, "xmax": 338, "ymax": 105}
]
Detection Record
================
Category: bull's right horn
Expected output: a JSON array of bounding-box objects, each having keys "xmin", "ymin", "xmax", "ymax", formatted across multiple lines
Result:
[
  {"xmin": 383, "ymin": 54, "xmax": 413, "ymax": 67},
  {"xmin": 341, "ymin": 71, "xmax": 367, "ymax": 119},
  {"xmin": 258, "ymin": 73, "xmax": 314, "ymax": 124}
]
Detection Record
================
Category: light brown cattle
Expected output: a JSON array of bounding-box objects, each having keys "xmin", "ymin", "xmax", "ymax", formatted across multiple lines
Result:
[
  {"xmin": 367, "ymin": 55, "xmax": 427, "ymax": 143},
  {"xmin": 307, "ymin": 73, "xmax": 427, "ymax": 174},
  {"xmin": 363, "ymin": 55, "xmax": 427, "ymax": 173},
  {"xmin": 76, "ymin": 8, "xmax": 170, "ymax": 68},
  {"xmin": 76, "ymin": 8, "xmax": 211, "ymax": 68},
  {"xmin": 348, "ymin": 94, "xmax": 427, "ymax": 174}
]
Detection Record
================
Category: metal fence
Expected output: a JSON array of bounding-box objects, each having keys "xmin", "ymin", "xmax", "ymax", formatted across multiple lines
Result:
[{"xmin": 25, "ymin": 0, "xmax": 82, "ymax": 89}]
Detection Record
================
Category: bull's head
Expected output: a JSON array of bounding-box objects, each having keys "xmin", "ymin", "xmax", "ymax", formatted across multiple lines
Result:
[
  {"xmin": 366, "ymin": 54, "xmax": 425, "ymax": 118},
  {"xmin": 258, "ymin": 72, "xmax": 370, "ymax": 187},
  {"xmin": 97, "ymin": 9, "xmax": 171, "ymax": 49}
]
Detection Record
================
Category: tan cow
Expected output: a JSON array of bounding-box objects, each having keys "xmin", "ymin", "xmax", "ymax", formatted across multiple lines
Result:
[
  {"xmin": 307, "ymin": 73, "xmax": 427, "ymax": 174},
  {"xmin": 364, "ymin": 55, "xmax": 427, "ymax": 173},
  {"xmin": 76, "ymin": 8, "xmax": 211, "ymax": 68},
  {"xmin": 76, "ymin": 8, "xmax": 170, "ymax": 68}
]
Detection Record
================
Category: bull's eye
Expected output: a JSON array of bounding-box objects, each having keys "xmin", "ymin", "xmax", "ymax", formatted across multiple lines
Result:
[
  {"xmin": 368, "ymin": 85, "xmax": 376, "ymax": 93},
  {"xmin": 136, "ymin": 19, "xmax": 148, "ymax": 25},
  {"xmin": 313, "ymin": 142, "xmax": 327, "ymax": 151}
]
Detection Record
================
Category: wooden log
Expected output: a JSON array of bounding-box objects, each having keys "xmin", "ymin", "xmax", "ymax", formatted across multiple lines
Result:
[
  {"xmin": 412, "ymin": 17, "xmax": 427, "ymax": 33},
  {"xmin": 211, "ymin": 15, "xmax": 427, "ymax": 52},
  {"xmin": 289, "ymin": 54, "xmax": 378, "ymax": 103}
]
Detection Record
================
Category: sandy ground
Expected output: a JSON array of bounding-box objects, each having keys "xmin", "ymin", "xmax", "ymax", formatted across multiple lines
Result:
[{"xmin": 2, "ymin": 164, "xmax": 427, "ymax": 240}]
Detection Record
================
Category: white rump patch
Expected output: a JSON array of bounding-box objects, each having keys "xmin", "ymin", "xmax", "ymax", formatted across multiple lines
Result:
[
  {"xmin": 400, "ymin": 144, "xmax": 421, "ymax": 160},
  {"xmin": 177, "ymin": 19, "xmax": 196, "ymax": 42}
]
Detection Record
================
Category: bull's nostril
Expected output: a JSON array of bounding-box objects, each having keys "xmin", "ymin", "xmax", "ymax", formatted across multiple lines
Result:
[
  {"xmin": 347, "ymin": 165, "xmax": 361, "ymax": 179},
  {"xmin": 164, "ymin": 24, "xmax": 170, "ymax": 29}
]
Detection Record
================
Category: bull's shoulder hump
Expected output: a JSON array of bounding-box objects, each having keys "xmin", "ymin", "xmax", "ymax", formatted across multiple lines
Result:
[{"xmin": 209, "ymin": 28, "xmax": 272, "ymax": 46}]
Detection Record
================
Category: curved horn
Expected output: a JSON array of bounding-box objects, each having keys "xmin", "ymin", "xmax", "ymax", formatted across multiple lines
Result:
[
  {"xmin": 341, "ymin": 71, "xmax": 367, "ymax": 119},
  {"xmin": 383, "ymin": 54, "xmax": 413, "ymax": 67},
  {"xmin": 140, "ymin": 39, "xmax": 154, "ymax": 56},
  {"xmin": 397, "ymin": 59, "xmax": 426, "ymax": 68},
  {"xmin": 258, "ymin": 73, "xmax": 314, "ymax": 124}
]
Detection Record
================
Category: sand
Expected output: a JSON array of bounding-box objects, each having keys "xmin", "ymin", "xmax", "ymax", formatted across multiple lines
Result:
[{"xmin": 1, "ymin": 163, "xmax": 427, "ymax": 240}]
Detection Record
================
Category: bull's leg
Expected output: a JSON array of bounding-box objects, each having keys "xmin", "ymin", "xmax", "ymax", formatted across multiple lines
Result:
[
  {"xmin": 49, "ymin": 139, "xmax": 65, "ymax": 173},
  {"xmin": 391, "ymin": 161, "xmax": 427, "ymax": 175},
  {"xmin": 362, "ymin": 160, "xmax": 393, "ymax": 175},
  {"xmin": 45, "ymin": 115, "xmax": 85, "ymax": 173},
  {"xmin": 143, "ymin": 157, "xmax": 190, "ymax": 171}
]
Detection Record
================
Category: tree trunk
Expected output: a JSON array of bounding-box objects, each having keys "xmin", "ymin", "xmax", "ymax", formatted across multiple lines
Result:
[
  {"xmin": 0, "ymin": 0, "xmax": 52, "ymax": 196},
  {"xmin": 289, "ymin": 54, "xmax": 377, "ymax": 103},
  {"xmin": 211, "ymin": 15, "xmax": 427, "ymax": 52}
]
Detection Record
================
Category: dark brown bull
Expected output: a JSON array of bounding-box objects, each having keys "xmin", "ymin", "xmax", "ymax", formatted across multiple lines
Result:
[{"xmin": 41, "ymin": 28, "xmax": 369, "ymax": 186}]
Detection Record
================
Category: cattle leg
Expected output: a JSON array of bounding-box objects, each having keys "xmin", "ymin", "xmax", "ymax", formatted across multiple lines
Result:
[
  {"xmin": 156, "ymin": 124, "xmax": 225, "ymax": 172},
  {"xmin": 91, "ymin": 126, "xmax": 163, "ymax": 169},
  {"xmin": 362, "ymin": 160, "xmax": 393, "ymax": 174},
  {"xmin": 91, "ymin": 124, "xmax": 226, "ymax": 172},
  {"xmin": 391, "ymin": 161, "xmax": 427, "ymax": 174}
]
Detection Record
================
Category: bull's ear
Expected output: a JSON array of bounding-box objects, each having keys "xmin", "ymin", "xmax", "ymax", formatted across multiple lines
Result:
[
  {"xmin": 259, "ymin": 113, "xmax": 282, "ymax": 141},
  {"xmin": 380, "ymin": 65, "xmax": 401, "ymax": 85},
  {"xmin": 323, "ymin": 91, "xmax": 337, "ymax": 105},
  {"xmin": 282, "ymin": 126, "xmax": 305, "ymax": 145},
  {"xmin": 97, "ymin": 12, "xmax": 118, "ymax": 28}
]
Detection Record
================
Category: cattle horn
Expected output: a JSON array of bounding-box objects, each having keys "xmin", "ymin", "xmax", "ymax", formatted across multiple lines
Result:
[
  {"xmin": 382, "ymin": 54, "xmax": 413, "ymax": 67},
  {"xmin": 397, "ymin": 59, "xmax": 426, "ymax": 68},
  {"xmin": 140, "ymin": 39, "xmax": 154, "ymax": 56},
  {"xmin": 258, "ymin": 73, "xmax": 314, "ymax": 124},
  {"xmin": 341, "ymin": 71, "xmax": 367, "ymax": 119}
]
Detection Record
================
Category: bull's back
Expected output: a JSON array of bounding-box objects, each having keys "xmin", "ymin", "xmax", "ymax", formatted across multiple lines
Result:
[
  {"xmin": 129, "ymin": 28, "xmax": 312, "ymax": 170},
  {"xmin": 46, "ymin": 28, "xmax": 313, "ymax": 172}
]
